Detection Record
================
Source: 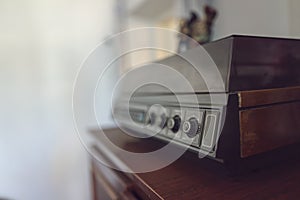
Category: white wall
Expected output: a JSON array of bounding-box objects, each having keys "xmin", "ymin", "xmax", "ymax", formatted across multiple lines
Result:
[
  {"xmin": 289, "ymin": 0, "xmax": 300, "ymax": 37},
  {"xmin": 212, "ymin": 0, "xmax": 291, "ymax": 39},
  {"xmin": 0, "ymin": 0, "xmax": 116, "ymax": 199}
]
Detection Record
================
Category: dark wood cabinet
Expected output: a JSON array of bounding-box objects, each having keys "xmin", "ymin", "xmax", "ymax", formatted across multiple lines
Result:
[
  {"xmin": 90, "ymin": 128, "xmax": 300, "ymax": 200},
  {"xmin": 90, "ymin": 147, "xmax": 146, "ymax": 200}
]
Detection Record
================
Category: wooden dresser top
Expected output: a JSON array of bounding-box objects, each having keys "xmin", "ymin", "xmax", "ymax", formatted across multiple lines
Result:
[{"xmin": 89, "ymin": 128, "xmax": 300, "ymax": 200}]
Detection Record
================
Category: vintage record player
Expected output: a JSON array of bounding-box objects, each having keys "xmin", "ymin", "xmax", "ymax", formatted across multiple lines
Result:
[{"xmin": 113, "ymin": 35, "xmax": 300, "ymax": 166}]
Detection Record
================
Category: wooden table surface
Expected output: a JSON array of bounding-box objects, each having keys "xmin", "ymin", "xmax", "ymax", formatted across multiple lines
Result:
[{"xmin": 90, "ymin": 128, "xmax": 300, "ymax": 200}]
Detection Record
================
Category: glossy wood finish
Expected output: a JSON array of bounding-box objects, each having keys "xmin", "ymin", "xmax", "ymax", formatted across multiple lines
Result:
[
  {"xmin": 239, "ymin": 101, "xmax": 300, "ymax": 158},
  {"xmin": 90, "ymin": 128, "xmax": 300, "ymax": 200},
  {"xmin": 238, "ymin": 86, "xmax": 300, "ymax": 108},
  {"xmin": 91, "ymin": 148, "xmax": 146, "ymax": 200},
  {"xmin": 134, "ymin": 35, "xmax": 300, "ymax": 94},
  {"xmin": 228, "ymin": 36, "xmax": 300, "ymax": 91},
  {"xmin": 205, "ymin": 35, "xmax": 300, "ymax": 92}
]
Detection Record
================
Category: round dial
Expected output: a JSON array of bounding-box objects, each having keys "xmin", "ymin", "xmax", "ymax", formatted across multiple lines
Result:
[
  {"xmin": 167, "ymin": 115, "xmax": 181, "ymax": 133},
  {"xmin": 183, "ymin": 117, "xmax": 200, "ymax": 138},
  {"xmin": 146, "ymin": 104, "xmax": 167, "ymax": 129}
]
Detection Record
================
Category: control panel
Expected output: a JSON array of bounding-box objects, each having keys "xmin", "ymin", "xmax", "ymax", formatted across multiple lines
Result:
[{"xmin": 124, "ymin": 104, "xmax": 222, "ymax": 157}]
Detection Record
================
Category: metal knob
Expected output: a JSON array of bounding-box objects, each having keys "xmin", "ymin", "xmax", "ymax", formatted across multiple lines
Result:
[
  {"xmin": 183, "ymin": 117, "xmax": 200, "ymax": 138},
  {"xmin": 167, "ymin": 115, "xmax": 181, "ymax": 133}
]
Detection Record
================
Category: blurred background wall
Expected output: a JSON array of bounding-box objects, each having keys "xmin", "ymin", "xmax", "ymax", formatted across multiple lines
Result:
[
  {"xmin": 0, "ymin": 0, "xmax": 299, "ymax": 200},
  {"xmin": 213, "ymin": 0, "xmax": 290, "ymax": 39},
  {"xmin": 0, "ymin": 0, "xmax": 115, "ymax": 199}
]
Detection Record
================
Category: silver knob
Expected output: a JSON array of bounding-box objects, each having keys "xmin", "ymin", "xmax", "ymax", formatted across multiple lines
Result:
[
  {"xmin": 183, "ymin": 117, "xmax": 200, "ymax": 138},
  {"xmin": 167, "ymin": 115, "xmax": 181, "ymax": 133},
  {"xmin": 167, "ymin": 118, "xmax": 175, "ymax": 129}
]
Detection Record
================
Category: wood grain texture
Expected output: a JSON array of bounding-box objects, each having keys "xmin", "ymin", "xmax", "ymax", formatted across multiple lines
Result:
[
  {"xmin": 238, "ymin": 86, "xmax": 300, "ymax": 108},
  {"xmin": 90, "ymin": 128, "xmax": 300, "ymax": 200},
  {"xmin": 240, "ymin": 101, "xmax": 300, "ymax": 158}
]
